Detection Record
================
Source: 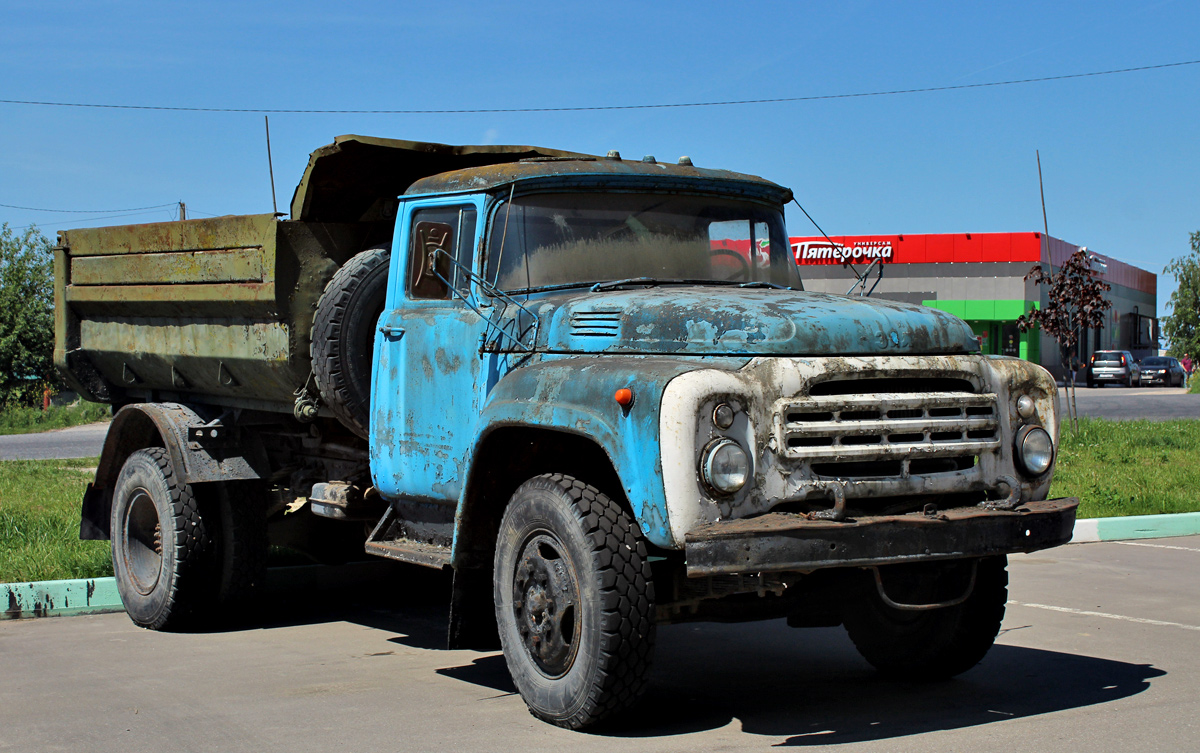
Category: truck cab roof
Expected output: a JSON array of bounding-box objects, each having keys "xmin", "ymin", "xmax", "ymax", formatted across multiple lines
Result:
[{"xmin": 290, "ymin": 134, "xmax": 790, "ymax": 223}]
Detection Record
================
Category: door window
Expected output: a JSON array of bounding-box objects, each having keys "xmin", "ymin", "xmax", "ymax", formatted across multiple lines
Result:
[{"xmin": 407, "ymin": 205, "xmax": 478, "ymax": 299}]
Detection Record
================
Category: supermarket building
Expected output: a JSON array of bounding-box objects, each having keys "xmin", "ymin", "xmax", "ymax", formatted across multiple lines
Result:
[{"xmin": 790, "ymin": 232, "xmax": 1158, "ymax": 377}]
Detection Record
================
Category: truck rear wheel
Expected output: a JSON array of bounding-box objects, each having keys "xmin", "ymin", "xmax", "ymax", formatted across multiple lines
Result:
[
  {"xmin": 843, "ymin": 555, "xmax": 1008, "ymax": 681},
  {"xmin": 111, "ymin": 448, "xmax": 215, "ymax": 630},
  {"xmin": 493, "ymin": 474, "xmax": 655, "ymax": 729},
  {"xmin": 312, "ymin": 245, "xmax": 390, "ymax": 438},
  {"xmin": 211, "ymin": 480, "xmax": 268, "ymax": 608}
]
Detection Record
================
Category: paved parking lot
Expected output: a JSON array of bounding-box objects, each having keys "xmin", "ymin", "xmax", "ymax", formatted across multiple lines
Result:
[{"xmin": 2, "ymin": 537, "xmax": 1197, "ymax": 752}]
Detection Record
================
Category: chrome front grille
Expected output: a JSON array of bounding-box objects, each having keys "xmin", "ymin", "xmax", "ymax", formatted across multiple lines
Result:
[{"xmin": 775, "ymin": 391, "xmax": 1001, "ymax": 462}]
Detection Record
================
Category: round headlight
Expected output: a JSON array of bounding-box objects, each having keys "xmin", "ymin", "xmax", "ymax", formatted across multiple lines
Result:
[
  {"xmin": 1016, "ymin": 425, "xmax": 1054, "ymax": 476},
  {"xmin": 1016, "ymin": 394, "xmax": 1036, "ymax": 419},
  {"xmin": 702, "ymin": 438, "xmax": 749, "ymax": 494},
  {"xmin": 713, "ymin": 403, "xmax": 735, "ymax": 430}
]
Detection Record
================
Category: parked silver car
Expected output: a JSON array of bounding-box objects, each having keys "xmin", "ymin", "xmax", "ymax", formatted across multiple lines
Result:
[
  {"xmin": 1087, "ymin": 350, "xmax": 1140, "ymax": 388},
  {"xmin": 1138, "ymin": 355, "xmax": 1186, "ymax": 387}
]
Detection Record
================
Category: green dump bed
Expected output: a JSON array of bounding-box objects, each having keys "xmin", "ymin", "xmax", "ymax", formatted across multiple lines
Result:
[
  {"xmin": 55, "ymin": 214, "xmax": 370, "ymax": 411},
  {"xmin": 52, "ymin": 134, "xmax": 592, "ymax": 412}
]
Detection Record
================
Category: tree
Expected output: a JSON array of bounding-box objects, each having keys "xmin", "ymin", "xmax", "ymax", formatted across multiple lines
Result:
[
  {"xmin": 0, "ymin": 223, "xmax": 56, "ymax": 405},
  {"xmin": 1160, "ymin": 231, "xmax": 1200, "ymax": 358},
  {"xmin": 1017, "ymin": 247, "xmax": 1112, "ymax": 431}
]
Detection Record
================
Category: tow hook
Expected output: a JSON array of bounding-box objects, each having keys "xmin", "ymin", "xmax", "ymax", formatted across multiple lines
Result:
[
  {"xmin": 979, "ymin": 475, "xmax": 1022, "ymax": 511},
  {"xmin": 869, "ymin": 559, "xmax": 979, "ymax": 611}
]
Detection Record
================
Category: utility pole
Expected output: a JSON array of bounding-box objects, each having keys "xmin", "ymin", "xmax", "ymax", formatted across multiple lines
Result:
[
  {"xmin": 1037, "ymin": 150, "xmax": 1052, "ymax": 278},
  {"xmin": 265, "ymin": 116, "xmax": 279, "ymax": 216},
  {"xmin": 179, "ymin": 201, "xmax": 187, "ymax": 221}
]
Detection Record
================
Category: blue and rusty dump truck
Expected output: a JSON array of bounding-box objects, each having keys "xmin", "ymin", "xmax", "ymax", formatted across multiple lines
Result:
[{"xmin": 55, "ymin": 135, "xmax": 1078, "ymax": 728}]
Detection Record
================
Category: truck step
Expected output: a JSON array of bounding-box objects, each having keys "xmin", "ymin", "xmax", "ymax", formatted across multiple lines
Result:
[
  {"xmin": 363, "ymin": 502, "xmax": 455, "ymax": 570},
  {"xmin": 364, "ymin": 538, "xmax": 452, "ymax": 569}
]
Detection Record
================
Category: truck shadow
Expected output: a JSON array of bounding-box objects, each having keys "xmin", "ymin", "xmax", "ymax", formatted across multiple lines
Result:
[
  {"xmin": 202, "ymin": 563, "xmax": 1164, "ymax": 745},
  {"xmin": 195, "ymin": 560, "xmax": 454, "ymax": 647},
  {"xmin": 596, "ymin": 621, "xmax": 1165, "ymax": 743},
  {"xmin": 429, "ymin": 619, "xmax": 1164, "ymax": 743}
]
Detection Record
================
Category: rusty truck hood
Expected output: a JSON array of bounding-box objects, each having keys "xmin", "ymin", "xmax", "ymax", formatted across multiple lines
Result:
[{"xmin": 535, "ymin": 288, "xmax": 979, "ymax": 356}]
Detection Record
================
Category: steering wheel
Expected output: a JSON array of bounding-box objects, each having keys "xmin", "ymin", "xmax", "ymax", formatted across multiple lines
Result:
[{"xmin": 709, "ymin": 247, "xmax": 751, "ymax": 281}]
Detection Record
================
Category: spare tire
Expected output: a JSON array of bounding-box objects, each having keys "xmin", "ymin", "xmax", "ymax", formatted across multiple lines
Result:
[{"xmin": 312, "ymin": 245, "xmax": 390, "ymax": 438}]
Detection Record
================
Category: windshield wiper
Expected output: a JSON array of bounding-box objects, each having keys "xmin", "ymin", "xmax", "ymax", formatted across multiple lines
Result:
[
  {"xmin": 737, "ymin": 281, "xmax": 793, "ymax": 290},
  {"xmin": 591, "ymin": 277, "xmax": 796, "ymax": 292},
  {"xmin": 498, "ymin": 281, "xmax": 598, "ymax": 296},
  {"xmin": 591, "ymin": 277, "xmax": 687, "ymax": 292}
]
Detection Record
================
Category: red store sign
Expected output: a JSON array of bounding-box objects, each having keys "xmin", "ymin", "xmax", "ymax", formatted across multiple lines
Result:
[
  {"xmin": 790, "ymin": 233, "xmax": 1045, "ymax": 266},
  {"xmin": 792, "ymin": 240, "xmax": 894, "ymax": 265}
]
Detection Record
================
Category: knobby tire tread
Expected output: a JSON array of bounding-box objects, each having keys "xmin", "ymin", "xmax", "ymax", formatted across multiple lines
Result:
[
  {"xmin": 311, "ymin": 246, "xmax": 390, "ymax": 438},
  {"xmin": 214, "ymin": 481, "xmax": 269, "ymax": 608},
  {"xmin": 537, "ymin": 473, "xmax": 655, "ymax": 728},
  {"xmin": 138, "ymin": 448, "xmax": 211, "ymax": 631}
]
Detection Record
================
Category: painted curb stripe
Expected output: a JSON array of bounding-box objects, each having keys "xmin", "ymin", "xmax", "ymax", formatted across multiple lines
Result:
[
  {"xmin": 0, "ymin": 561, "xmax": 398, "ymax": 621},
  {"xmin": 2, "ymin": 577, "xmax": 123, "ymax": 620},
  {"xmin": 1092, "ymin": 511, "xmax": 1200, "ymax": 541}
]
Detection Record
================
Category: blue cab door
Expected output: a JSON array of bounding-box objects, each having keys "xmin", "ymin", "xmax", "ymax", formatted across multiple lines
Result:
[{"xmin": 371, "ymin": 195, "xmax": 488, "ymax": 502}]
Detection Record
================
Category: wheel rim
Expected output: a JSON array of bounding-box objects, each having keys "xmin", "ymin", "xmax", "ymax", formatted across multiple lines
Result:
[
  {"xmin": 512, "ymin": 532, "xmax": 582, "ymax": 678},
  {"xmin": 122, "ymin": 488, "xmax": 163, "ymax": 595}
]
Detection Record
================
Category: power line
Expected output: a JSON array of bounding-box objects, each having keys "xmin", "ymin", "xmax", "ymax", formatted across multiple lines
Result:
[
  {"xmin": 13, "ymin": 209, "xmax": 177, "ymax": 231},
  {"xmin": 1, "ymin": 59, "xmax": 1197, "ymax": 115},
  {"xmin": 0, "ymin": 201, "xmax": 177, "ymax": 213}
]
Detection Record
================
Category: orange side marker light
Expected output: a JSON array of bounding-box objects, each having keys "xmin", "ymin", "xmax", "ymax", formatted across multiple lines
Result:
[{"xmin": 614, "ymin": 388, "xmax": 634, "ymax": 408}]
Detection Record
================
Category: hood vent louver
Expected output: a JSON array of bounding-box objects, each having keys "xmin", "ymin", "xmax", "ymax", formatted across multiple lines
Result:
[{"xmin": 569, "ymin": 310, "xmax": 623, "ymax": 338}]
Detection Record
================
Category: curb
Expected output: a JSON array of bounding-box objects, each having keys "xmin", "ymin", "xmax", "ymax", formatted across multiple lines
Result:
[
  {"xmin": 2, "ymin": 577, "xmax": 123, "ymax": 620},
  {"xmin": 1, "ymin": 560, "xmax": 401, "ymax": 621},
  {"xmin": 1071, "ymin": 512, "xmax": 1200, "ymax": 544}
]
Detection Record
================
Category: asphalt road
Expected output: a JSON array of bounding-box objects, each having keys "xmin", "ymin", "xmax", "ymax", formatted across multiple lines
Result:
[
  {"xmin": 2, "ymin": 537, "xmax": 1197, "ymax": 752},
  {"xmin": 1058, "ymin": 385, "xmax": 1200, "ymax": 421},
  {"xmin": 0, "ymin": 421, "xmax": 109, "ymax": 460}
]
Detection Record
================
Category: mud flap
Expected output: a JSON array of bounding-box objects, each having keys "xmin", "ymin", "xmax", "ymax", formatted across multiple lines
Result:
[
  {"xmin": 79, "ymin": 483, "xmax": 111, "ymax": 540},
  {"xmin": 448, "ymin": 565, "xmax": 500, "ymax": 651}
]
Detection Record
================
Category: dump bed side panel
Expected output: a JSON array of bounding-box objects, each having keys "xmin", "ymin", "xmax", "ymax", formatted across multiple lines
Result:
[{"xmin": 55, "ymin": 215, "xmax": 372, "ymax": 410}]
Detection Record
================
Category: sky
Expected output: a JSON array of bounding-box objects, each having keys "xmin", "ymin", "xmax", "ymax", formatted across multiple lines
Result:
[{"xmin": 2, "ymin": 1, "xmax": 1197, "ymax": 310}]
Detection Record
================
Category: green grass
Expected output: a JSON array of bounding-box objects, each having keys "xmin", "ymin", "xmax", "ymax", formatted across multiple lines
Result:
[
  {"xmin": 0, "ymin": 400, "xmax": 110, "ymax": 436},
  {"xmin": 1050, "ymin": 418, "xmax": 1200, "ymax": 518},
  {"xmin": 0, "ymin": 457, "xmax": 110, "ymax": 583}
]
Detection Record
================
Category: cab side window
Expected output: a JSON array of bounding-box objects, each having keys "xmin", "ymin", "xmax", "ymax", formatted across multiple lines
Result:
[{"xmin": 407, "ymin": 205, "xmax": 478, "ymax": 299}]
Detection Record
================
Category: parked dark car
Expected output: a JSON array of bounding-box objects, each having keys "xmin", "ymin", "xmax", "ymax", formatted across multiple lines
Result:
[
  {"xmin": 1088, "ymin": 350, "xmax": 1140, "ymax": 388},
  {"xmin": 1138, "ymin": 356, "xmax": 1186, "ymax": 387}
]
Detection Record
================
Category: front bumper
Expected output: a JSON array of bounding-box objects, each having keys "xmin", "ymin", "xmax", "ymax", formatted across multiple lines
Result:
[{"xmin": 683, "ymin": 497, "xmax": 1078, "ymax": 576}]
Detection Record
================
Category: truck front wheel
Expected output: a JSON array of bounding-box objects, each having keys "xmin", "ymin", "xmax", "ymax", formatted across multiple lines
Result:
[
  {"xmin": 111, "ymin": 448, "xmax": 215, "ymax": 630},
  {"xmin": 493, "ymin": 474, "xmax": 655, "ymax": 729},
  {"xmin": 843, "ymin": 555, "xmax": 1008, "ymax": 681}
]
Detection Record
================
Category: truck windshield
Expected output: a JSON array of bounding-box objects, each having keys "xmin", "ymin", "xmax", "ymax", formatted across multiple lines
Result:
[{"xmin": 484, "ymin": 192, "xmax": 801, "ymax": 293}]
